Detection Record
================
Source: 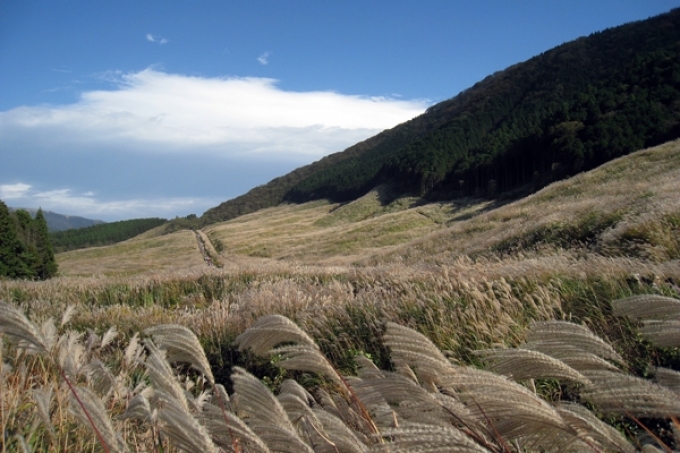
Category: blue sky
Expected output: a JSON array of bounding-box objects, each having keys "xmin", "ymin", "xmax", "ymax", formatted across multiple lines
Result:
[{"xmin": 1, "ymin": 1, "xmax": 678, "ymax": 221}]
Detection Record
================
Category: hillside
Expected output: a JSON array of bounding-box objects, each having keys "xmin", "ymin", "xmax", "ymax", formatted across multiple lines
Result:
[
  {"xmin": 202, "ymin": 192, "xmax": 485, "ymax": 265},
  {"xmin": 56, "ymin": 139, "xmax": 680, "ymax": 276},
  {"xmin": 203, "ymin": 139, "xmax": 680, "ymax": 266},
  {"xmin": 57, "ymin": 229, "xmax": 202, "ymax": 276},
  {"xmin": 368, "ymin": 138, "xmax": 680, "ymax": 266},
  {"xmin": 200, "ymin": 8, "xmax": 680, "ymax": 226}
]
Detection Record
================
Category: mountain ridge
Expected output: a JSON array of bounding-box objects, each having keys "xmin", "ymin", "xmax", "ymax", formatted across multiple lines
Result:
[{"xmin": 9, "ymin": 207, "xmax": 105, "ymax": 232}]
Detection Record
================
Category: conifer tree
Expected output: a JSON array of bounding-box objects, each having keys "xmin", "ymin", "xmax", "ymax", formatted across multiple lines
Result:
[
  {"xmin": 13, "ymin": 209, "xmax": 34, "ymax": 245},
  {"xmin": 33, "ymin": 208, "xmax": 58, "ymax": 279}
]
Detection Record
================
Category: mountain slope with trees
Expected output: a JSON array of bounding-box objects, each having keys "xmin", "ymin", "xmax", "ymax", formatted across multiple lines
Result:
[{"xmin": 200, "ymin": 7, "xmax": 680, "ymax": 226}]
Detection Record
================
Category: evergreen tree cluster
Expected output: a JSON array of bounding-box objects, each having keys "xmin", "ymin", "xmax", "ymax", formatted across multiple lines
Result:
[
  {"xmin": 0, "ymin": 200, "xmax": 57, "ymax": 280},
  {"xmin": 50, "ymin": 217, "xmax": 168, "ymax": 252}
]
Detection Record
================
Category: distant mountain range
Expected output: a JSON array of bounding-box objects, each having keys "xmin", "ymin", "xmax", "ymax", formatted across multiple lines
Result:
[
  {"xmin": 198, "ymin": 7, "xmax": 680, "ymax": 227},
  {"xmin": 9, "ymin": 208, "xmax": 105, "ymax": 232}
]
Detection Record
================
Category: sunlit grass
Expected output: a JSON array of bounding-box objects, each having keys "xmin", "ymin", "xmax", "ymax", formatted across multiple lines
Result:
[
  {"xmin": 366, "ymin": 139, "xmax": 680, "ymax": 265},
  {"xmin": 205, "ymin": 190, "xmax": 467, "ymax": 262},
  {"xmin": 57, "ymin": 230, "xmax": 204, "ymax": 276}
]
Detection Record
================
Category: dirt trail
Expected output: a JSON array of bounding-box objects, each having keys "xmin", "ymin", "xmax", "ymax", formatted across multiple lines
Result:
[
  {"xmin": 193, "ymin": 230, "xmax": 222, "ymax": 267},
  {"xmin": 193, "ymin": 229, "xmax": 294, "ymax": 269}
]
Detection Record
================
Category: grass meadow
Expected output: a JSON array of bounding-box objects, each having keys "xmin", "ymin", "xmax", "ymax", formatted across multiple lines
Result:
[{"xmin": 1, "ymin": 140, "xmax": 680, "ymax": 452}]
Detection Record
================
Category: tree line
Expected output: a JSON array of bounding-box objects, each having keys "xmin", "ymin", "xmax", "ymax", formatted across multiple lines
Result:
[
  {"xmin": 50, "ymin": 217, "xmax": 168, "ymax": 252},
  {"xmin": 0, "ymin": 200, "xmax": 57, "ymax": 280}
]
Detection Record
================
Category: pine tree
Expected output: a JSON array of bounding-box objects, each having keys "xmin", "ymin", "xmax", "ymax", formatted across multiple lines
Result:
[{"xmin": 33, "ymin": 208, "xmax": 58, "ymax": 279}]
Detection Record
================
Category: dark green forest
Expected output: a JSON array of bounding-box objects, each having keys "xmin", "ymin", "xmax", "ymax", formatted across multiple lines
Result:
[
  {"xmin": 285, "ymin": 9, "xmax": 680, "ymax": 201},
  {"xmin": 50, "ymin": 217, "xmax": 168, "ymax": 252},
  {"xmin": 200, "ymin": 8, "xmax": 680, "ymax": 225},
  {"xmin": 0, "ymin": 201, "xmax": 57, "ymax": 280}
]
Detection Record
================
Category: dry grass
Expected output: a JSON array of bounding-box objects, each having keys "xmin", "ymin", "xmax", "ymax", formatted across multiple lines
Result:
[
  {"xmin": 366, "ymin": 139, "xmax": 680, "ymax": 265},
  {"xmin": 57, "ymin": 230, "xmax": 205, "ymax": 276},
  {"xmin": 203, "ymin": 190, "xmax": 461, "ymax": 264},
  {"xmin": 2, "ymin": 294, "xmax": 680, "ymax": 452},
  {"xmin": 200, "ymin": 140, "xmax": 680, "ymax": 268}
]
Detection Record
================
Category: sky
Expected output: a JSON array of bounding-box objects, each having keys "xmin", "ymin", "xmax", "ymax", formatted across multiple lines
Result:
[{"xmin": 1, "ymin": 1, "xmax": 679, "ymax": 222}]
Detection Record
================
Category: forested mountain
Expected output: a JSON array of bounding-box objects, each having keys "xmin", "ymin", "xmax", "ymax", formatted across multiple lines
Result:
[
  {"xmin": 10, "ymin": 208, "xmax": 105, "ymax": 232},
  {"xmin": 50, "ymin": 218, "xmax": 168, "ymax": 252},
  {"xmin": 200, "ymin": 8, "xmax": 680, "ymax": 226},
  {"xmin": 40, "ymin": 210, "xmax": 104, "ymax": 232}
]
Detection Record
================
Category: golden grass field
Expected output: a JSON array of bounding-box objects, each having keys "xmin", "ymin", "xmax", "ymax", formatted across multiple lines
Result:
[
  {"xmin": 0, "ymin": 140, "xmax": 679, "ymax": 452},
  {"xmin": 57, "ymin": 230, "xmax": 205, "ymax": 276}
]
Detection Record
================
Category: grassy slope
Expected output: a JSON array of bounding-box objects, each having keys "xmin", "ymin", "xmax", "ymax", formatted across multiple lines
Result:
[
  {"xmin": 204, "ymin": 195, "xmax": 461, "ymax": 263},
  {"xmin": 57, "ymin": 229, "xmax": 204, "ymax": 276},
  {"xmin": 363, "ymin": 138, "xmax": 680, "ymax": 266},
  {"xmin": 201, "ymin": 139, "xmax": 679, "ymax": 267}
]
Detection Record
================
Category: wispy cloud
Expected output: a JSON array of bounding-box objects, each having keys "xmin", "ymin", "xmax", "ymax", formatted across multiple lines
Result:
[
  {"xmin": 257, "ymin": 51, "xmax": 271, "ymax": 65},
  {"xmin": 0, "ymin": 183, "xmax": 32, "ymax": 200},
  {"xmin": 42, "ymin": 85, "xmax": 72, "ymax": 93},
  {"xmin": 146, "ymin": 33, "xmax": 168, "ymax": 44}
]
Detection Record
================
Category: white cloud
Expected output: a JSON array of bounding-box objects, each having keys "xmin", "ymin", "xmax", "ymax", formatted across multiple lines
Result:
[
  {"xmin": 257, "ymin": 51, "xmax": 271, "ymax": 65},
  {"xmin": 0, "ymin": 183, "xmax": 32, "ymax": 199},
  {"xmin": 146, "ymin": 33, "xmax": 168, "ymax": 44},
  {"xmin": 1, "ymin": 183, "xmax": 216, "ymax": 221},
  {"xmin": 0, "ymin": 68, "xmax": 429, "ymax": 158}
]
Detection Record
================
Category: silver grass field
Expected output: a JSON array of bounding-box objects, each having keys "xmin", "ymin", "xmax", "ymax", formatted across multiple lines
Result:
[{"xmin": 2, "ymin": 294, "xmax": 680, "ymax": 452}]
